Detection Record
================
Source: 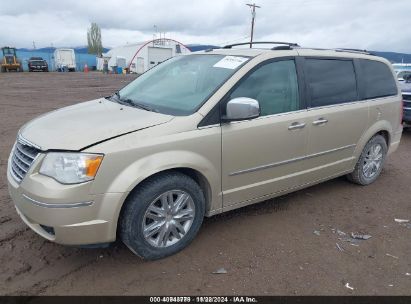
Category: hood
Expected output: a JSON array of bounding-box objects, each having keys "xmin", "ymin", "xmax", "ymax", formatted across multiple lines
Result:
[{"xmin": 20, "ymin": 98, "xmax": 173, "ymax": 150}]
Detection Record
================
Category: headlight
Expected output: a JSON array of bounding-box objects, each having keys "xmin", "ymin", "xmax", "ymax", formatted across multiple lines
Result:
[{"xmin": 39, "ymin": 152, "xmax": 103, "ymax": 184}]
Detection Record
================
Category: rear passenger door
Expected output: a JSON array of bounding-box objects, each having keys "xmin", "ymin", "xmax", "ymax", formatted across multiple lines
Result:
[{"xmin": 299, "ymin": 57, "xmax": 369, "ymax": 184}]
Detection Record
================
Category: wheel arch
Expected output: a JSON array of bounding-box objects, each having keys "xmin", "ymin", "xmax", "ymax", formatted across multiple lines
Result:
[
  {"xmin": 352, "ymin": 120, "xmax": 392, "ymax": 166},
  {"xmin": 115, "ymin": 167, "xmax": 214, "ymax": 237}
]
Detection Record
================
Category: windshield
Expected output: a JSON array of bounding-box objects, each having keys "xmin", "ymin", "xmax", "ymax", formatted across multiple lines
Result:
[
  {"xmin": 398, "ymin": 70, "xmax": 411, "ymax": 78},
  {"xmin": 118, "ymin": 54, "xmax": 249, "ymax": 115},
  {"xmin": 30, "ymin": 60, "xmax": 46, "ymax": 65}
]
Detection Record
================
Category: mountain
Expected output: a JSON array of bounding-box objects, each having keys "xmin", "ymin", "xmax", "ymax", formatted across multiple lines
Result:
[
  {"xmin": 186, "ymin": 44, "xmax": 219, "ymax": 52},
  {"xmin": 186, "ymin": 45, "xmax": 411, "ymax": 63},
  {"xmin": 16, "ymin": 46, "xmax": 110, "ymax": 54},
  {"xmin": 371, "ymin": 51, "xmax": 411, "ymax": 63}
]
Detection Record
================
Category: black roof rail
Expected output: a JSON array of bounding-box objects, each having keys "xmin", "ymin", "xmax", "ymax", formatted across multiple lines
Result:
[
  {"xmin": 222, "ymin": 41, "xmax": 300, "ymax": 49},
  {"xmin": 334, "ymin": 48, "xmax": 371, "ymax": 55}
]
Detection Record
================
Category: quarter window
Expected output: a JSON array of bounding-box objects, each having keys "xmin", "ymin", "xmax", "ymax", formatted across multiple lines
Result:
[
  {"xmin": 359, "ymin": 59, "xmax": 397, "ymax": 99},
  {"xmin": 305, "ymin": 59, "xmax": 358, "ymax": 107},
  {"xmin": 229, "ymin": 60, "xmax": 300, "ymax": 116}
]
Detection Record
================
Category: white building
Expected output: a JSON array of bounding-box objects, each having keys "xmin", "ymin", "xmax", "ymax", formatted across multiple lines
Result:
[{"xmin": 98, "ymin": 38, "xmax": 191, "ymax": 73}]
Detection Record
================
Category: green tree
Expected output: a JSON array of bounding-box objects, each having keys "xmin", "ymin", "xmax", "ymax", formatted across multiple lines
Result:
[{"xmin": 87, "ymin": 22, "xmax": 103, "ymax": 56}]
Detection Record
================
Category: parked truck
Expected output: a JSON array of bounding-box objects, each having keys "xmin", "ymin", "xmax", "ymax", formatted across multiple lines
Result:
[{"xmin": 53, "ymin": 48, "xmax": 76, "ymax": 72}]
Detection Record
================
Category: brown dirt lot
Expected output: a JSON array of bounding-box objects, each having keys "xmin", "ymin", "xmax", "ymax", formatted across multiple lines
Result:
[{"xmin": 0, "ymin": 72, "xmax": 410, "ymax": 295}]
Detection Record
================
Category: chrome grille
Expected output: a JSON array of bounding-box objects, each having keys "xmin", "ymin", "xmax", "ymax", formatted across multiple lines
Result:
[{"xmin": 10, "ymin": 140, "xmax": 40, "ymax": 183}]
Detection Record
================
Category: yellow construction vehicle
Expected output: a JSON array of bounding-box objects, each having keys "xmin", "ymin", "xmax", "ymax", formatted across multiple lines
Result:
[{"xmin": 1, "ymin": 47, "xmax": 23, "ymax": 72}]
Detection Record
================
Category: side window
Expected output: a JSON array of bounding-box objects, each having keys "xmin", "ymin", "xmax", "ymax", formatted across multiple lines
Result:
[
  {"xmin": 305, "ymin": 59, "xmax": 358, "ymax": 107},
  {"xmin": 229, "ymin": 60, "xmax": 300, "ymax": 116},
  {"xmin": 359, "ymin": 59, "xmax": 397, "ymax": 99}
]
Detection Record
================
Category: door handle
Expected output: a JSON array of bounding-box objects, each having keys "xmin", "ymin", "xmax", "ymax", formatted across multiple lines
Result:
[
  {"xmin": 288, "ymin": 122, "xmax": 306, "ymax": 130},
  {"xmin": 312, "ymin": 118, "xmax": 328, "ymax": 126}
]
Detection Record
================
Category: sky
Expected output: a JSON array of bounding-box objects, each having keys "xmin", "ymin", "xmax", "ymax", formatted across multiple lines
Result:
[{"xmin": 1, "ymin": 0, "xmax": 410, "ymax": 53}]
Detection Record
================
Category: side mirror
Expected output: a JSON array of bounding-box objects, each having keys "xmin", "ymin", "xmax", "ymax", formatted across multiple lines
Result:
[{"xmin": 223, "ymin": 97, "xmax": 260, "ymax": 121}]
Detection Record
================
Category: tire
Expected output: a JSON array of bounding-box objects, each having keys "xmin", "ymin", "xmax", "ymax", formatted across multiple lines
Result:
[
  {"xmin": 120, "ymin": 171, "xmax": 205, "ymax": 260},
  {"xmin": 347, "ymin": 135, "xmax": 387, "ymax": 185}
]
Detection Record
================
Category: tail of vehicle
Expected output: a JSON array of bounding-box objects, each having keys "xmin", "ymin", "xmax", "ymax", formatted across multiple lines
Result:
[{"xmin": 53, "ymin": 48, "xmax": 76, "ymax": 72}]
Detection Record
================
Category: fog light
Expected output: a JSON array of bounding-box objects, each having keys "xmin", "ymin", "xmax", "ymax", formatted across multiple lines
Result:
[{"xmin": 40, "ymin": 225, "xmax": 55, "ymax": 236}]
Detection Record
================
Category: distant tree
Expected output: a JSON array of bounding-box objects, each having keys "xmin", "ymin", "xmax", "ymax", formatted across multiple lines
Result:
[{"xmin": 87, "ymin": 22, "xmax": 103, "ymax": 56}]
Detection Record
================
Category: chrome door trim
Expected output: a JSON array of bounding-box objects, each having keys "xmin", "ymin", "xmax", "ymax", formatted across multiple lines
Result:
[
  {"xmin": 229, "ymin": 144, "xmax": 356, "ymax": 176},
  {"xmin": 197, "ymin": 123, "xmax": 220, "ymax": 130},
  {"xmin": 228, "ymin": 109, "xmax": 308, "ymax": 125}
]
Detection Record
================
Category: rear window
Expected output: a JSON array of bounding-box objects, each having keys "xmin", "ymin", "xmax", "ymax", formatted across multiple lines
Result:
[
  {"xmin": 360, "ymin": 59, "xmax": 397, "ymax": 99},
  {"xmin": 305, "ymin": 59, "xmax": 358, "ymax": 107}
]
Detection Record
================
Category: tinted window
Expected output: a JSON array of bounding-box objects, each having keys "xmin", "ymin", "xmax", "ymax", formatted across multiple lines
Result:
[
  {"xmin": 230, "ymin": 60, "xmax": 299, "ymax": 116},
  {"xmin": 360, "ymin": 59, "xmax": 397, "ymax": 99},
  {"xmin": 305, "ymin": 59, "xmax": 357, "ymax": 107}
]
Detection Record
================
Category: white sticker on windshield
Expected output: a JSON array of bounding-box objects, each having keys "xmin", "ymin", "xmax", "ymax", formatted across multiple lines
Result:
[{"xmin": 213, "ymin": 56, "xmax": 249, "ymax": 69}]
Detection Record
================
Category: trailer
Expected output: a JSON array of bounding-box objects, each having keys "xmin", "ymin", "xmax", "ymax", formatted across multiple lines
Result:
[
  {"xmin": 100, "ymin": 39, "xmax": 190, "ymax": 74},
  {"xmin": 53, "ymin": 48, "xmax": 76, "ymax": 72}
]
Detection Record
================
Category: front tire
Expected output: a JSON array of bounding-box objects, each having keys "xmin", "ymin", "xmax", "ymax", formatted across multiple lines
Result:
[
  {"xmin": 347, "ymin": 135, "xmax": 387, "ymax": 185},
  {"xmin": 120, "ymin": 172, "xmax": 205, "ymax": 260}
]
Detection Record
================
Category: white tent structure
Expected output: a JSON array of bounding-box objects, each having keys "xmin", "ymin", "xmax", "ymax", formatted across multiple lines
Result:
[{"xmin": 98, "ymin": 38, "xmax": 191, "ymax": 73}]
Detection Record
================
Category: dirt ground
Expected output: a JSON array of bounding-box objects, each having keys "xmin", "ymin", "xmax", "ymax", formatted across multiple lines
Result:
[{"xmin": 0, "ymin": 72, "xmax": 410, "ymax": 296}]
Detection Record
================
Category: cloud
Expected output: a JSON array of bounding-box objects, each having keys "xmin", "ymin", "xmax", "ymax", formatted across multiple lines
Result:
[{"xmin": 1, "ymin": 0, "xmax": 410, "ymax": 53}]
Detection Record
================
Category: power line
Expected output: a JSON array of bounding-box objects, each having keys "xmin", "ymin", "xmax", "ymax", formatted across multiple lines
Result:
[{"xmin": 246, "ymin": 3, "xmax": 261, "ymax": 48}]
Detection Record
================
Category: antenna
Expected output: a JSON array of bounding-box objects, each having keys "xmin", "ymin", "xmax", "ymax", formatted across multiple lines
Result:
[{"xmin": 246, "ymin": 3, "xmax": 261, "ymax": 48}]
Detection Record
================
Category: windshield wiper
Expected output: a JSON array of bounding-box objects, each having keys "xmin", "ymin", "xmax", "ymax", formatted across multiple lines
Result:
[
  {"xmin": 131, "ymin": 101, "xmax": 158, "ymax": 112},
  {"xmin": 119, "ymin": 97, "xmax": 158, "ymax": 112},
  {"xmin": 105, "ymin": 91, "xmax": 121, "ymax": 102},
  {"xmin": 106, "ymin": 92, "xmax": 158, "ymax": 112}
]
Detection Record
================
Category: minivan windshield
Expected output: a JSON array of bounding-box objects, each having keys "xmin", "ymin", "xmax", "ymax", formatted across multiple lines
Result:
[{"xmin": 117, "ymin": 54, "xmax": 249, "ymax": 115}]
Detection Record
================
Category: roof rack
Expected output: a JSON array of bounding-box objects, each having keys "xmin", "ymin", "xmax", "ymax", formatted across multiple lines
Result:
[
  {"xmin": 334, "ymin": 48, "xmax": 371, "ymax": 55},
  {"xmin": 222, "ymin": 41, "xmax": 300, "ymax": 49}
]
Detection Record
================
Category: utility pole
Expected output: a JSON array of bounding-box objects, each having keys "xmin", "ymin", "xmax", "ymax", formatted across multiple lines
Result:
[{"xmin": 246, "ymin": 3, "xmax": 260, "ymax": 48}]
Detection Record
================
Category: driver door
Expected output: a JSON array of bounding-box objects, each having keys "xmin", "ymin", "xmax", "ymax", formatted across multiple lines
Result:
[{"xmin": 221, "ymin": 58, "xmax": 309, "ymax": 207}]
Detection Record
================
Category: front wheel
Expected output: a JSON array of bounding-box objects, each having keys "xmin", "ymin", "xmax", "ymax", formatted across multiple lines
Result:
[
  {"xmin": 120, "ymin": 172, "xmax": 205, "ymax": 260},
  {"xmin": 347, "ymin": 134, "xmax": 387, "ymax": 185}
]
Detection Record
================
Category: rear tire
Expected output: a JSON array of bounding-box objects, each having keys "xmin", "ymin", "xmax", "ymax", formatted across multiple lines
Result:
[
  {"xmin": 120, "ymin": 171, "xmax": 205, "ymax": 260},
  {"xmin": 347, "ymin": 135, "xmax": 387, "ymax": 185}
]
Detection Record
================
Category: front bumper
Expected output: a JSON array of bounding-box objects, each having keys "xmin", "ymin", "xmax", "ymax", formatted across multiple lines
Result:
[
  {"xmin": 403, "ymin": 107, "xmax": 411, "ymax": 123},
  {"xmin": 29, "ymin": 68, "xmax": 48, "ymax": 72},
  {"xmin": 7, "ymin": 158, "xmax": 125, "ymax": 246}
]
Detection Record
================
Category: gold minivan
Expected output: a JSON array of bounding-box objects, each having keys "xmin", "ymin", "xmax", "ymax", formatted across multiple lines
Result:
[{"xmin": 7, "ymin": 42, "xmax": 403, "ymax": 259}]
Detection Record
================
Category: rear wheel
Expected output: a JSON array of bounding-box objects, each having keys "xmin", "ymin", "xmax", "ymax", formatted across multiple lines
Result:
[
  {"xmin": 347, "ymin": 135, "xmax": 387, "ymax": 185},
  {"xmin": 120, "ymin": 172, "xmax": 205, "ymax": 260}
]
